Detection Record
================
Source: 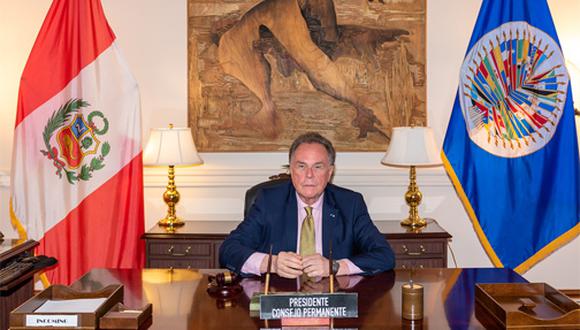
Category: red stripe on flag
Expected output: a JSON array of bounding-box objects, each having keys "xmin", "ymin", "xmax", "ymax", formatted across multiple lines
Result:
[
  {"xmin": 16, "ymin": 0, "xmax": 115, "ymax": 126},
  {"xmin": 36, "ymin": 154, "xmax": 145, "ymax": 285}
]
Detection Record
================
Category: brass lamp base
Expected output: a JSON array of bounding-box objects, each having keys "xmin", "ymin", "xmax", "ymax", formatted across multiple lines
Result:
[
  {"xmin": 158, "ymin": 165, "xmax": 185, "ymax": 228},
  {"xmin": 158, "ymin": 217, "xmax": 185, "ymax": 228},
  {"xmin": 400, "ymin": 217, "xmax": 426, "ymax": 228},
  {"xmin": 401, "ymin": 166, "xmax": 427, "ymax": 229}
]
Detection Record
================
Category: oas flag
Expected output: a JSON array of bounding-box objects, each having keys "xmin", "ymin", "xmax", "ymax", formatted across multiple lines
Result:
[
  {"xmin": 10, "ymin": 0, "xmax": 144, "ymax": 285},
  {"xmin": 442, "ymin": 0, "xmax": 579, "ymax": 273}
]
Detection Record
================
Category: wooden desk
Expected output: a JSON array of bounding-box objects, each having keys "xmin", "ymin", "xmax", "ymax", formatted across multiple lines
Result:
[
  {"xmin": 0, "ymin": 239, "xmax": 38, "ymax": 330},
  {"xmin": 71, "ymin": 267, "xmax": 526, "ymax": 329},
  {"xmin": 142, "ymin": 219, "xmax": 451, "ymax": 269}
]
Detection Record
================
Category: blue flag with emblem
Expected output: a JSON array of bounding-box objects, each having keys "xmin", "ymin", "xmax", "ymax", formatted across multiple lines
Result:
[{"xmin": 442, "ymin": 0, "xmax": 579, "ymax": 273}]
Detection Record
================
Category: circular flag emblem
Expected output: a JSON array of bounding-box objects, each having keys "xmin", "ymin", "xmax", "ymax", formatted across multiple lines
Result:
[{"xmin": 459, "ymin": 21, "xmax": 569, "ymax": 158}]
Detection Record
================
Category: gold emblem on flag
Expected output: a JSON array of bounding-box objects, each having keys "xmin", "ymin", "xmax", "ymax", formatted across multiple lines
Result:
[{"xmin": 40, "ymin": 98, "xmax": 110, "ymax": 184}]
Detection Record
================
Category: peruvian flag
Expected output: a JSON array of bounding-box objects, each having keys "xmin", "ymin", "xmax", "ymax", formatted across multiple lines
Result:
[{"xmin": 10, "ymin": 0, "xmax": 144, "ymax": 285}]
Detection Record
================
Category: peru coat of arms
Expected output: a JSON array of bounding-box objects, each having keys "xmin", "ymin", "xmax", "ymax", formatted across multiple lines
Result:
[{"xmin": 40, "ymin": 98, "xmax": 110, "ymax": 184}]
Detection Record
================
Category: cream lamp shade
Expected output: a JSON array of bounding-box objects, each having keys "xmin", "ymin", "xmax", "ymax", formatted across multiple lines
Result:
[
  {"xmin": 381, "ymin": 126, "xmax": 441, "ymax": 228},
  {"xmin": 381, "ymin": 127, "xmax": 442, "ymax": 167},
  {"xmin": 143, "ymin": 126, "xmax": 203, "ymax": 166}
]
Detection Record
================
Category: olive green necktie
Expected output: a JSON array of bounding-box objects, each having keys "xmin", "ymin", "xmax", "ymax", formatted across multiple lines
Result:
[{"xmin": 300, "ymin": 206, "xmax": 315, "ymax": 256}]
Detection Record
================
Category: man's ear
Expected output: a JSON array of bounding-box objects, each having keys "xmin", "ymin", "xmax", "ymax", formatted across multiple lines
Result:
[{"xmin": 328, "ymin": 165, "xmax": 335, "ymax": 180}]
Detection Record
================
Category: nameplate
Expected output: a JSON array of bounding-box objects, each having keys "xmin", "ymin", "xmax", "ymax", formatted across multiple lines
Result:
[
  {"xmin": 26, "ymin": 315, "xmax": 78, "ymax": 327},
  {"xmin": 259, "ymin": 293, "xmax": 358, "ymax": 320}
]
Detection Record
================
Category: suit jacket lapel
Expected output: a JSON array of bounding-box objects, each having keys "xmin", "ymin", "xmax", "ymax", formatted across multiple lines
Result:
[
  {"xmin": 283, "ymin": 187, "xmax": 298, "ymax": 253},
  {"xmin": 322, "ymin": 188, "xmax": 337, "ymax": 258}
]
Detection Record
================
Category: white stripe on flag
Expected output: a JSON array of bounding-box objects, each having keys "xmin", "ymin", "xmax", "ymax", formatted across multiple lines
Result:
[{"xmin": 11, "ymin": 43, "xmax": 141, "ymax": 239}]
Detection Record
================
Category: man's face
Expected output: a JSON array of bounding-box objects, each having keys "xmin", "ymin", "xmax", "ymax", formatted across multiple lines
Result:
[{"xmin": 290, "ymin": 143, "xmax": 334, "ymax": 205}]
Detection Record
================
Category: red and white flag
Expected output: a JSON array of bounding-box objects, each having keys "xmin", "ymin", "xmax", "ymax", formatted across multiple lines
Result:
[{"xmin": 10, "ymin": 0, "xmax": 144, "ymax": 285}]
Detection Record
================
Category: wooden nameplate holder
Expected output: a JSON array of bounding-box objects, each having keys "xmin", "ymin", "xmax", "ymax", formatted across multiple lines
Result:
[
  {"xmin": 475, "ymin": 283, "xmax": 580, "ymax": 329},
  {"xmin": 10, "ymin": 284, "xmax": 123, "ymax": 330},
  {"xmin": 259, "ymin": 292, "xmax": 358, "ymax": 327},
  {"xmin": 254, "ymin": 245, "xmax": 357, "ymax": 326}
]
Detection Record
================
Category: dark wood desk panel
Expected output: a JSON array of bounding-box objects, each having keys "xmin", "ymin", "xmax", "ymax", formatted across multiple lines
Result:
[
  {"xmin": 142, "ymin": 219, "xmax": 451, "ymax": 269},
  {"xmin": 0, "ymin": 239, "xmax": 38, "ymax": 330},
  {"xmin": 71, "ymin": 268, "xmax": 527, "ymax": 329}
]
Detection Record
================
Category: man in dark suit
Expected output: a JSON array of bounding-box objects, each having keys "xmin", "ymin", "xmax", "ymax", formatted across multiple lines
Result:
[{"xmin": 219, "ymin": 132, "xmax": 394, "ymax": 278}]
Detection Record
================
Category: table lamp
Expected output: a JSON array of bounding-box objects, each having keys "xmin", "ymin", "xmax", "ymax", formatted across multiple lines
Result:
[
  {"xmin": 143, "ymin": 124, "xmax": 203, "ymax": 228},
  {"xmin": 381, "ymin": 126, "xmax": 441, "ymax": 228}
]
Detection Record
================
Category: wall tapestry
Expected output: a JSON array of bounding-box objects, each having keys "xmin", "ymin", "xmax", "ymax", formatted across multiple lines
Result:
[{"xmin": 188, "ymin": 0, "xmax": 426, "ymax": 151}]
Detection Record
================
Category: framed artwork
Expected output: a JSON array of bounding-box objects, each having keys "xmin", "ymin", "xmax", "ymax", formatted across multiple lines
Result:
[{"xmin": 188, "ymin": 0, "xmax": 426, "ymax": 151}]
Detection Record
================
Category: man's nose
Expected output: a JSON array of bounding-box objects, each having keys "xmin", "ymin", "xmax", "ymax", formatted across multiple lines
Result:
[{"xmin": 305, "ymin": 167, "xmax": 314, "ymax": 177}]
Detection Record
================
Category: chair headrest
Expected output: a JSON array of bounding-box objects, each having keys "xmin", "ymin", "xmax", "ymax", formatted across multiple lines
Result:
[{"xmin": 243, "ymin": 173, "xmax": 290, "ymax": 218}]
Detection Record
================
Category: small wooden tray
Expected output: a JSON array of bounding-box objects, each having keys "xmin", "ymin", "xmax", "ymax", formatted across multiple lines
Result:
[
  {"xmin": 100, "ymin": 302, "xmax": 152, "ymax": 329},
  {"xmin": 475, "ymin": 283, "xmax": 580, "ymax": 329},
  {"xmin": 10, "ymin": 284, "xmax": 123, "ymax": 330}
]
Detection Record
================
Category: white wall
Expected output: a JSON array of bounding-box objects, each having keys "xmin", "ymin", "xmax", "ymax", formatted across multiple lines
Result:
[{"xmin": 0, "ymin": 0, "xmax": 578, "ymax": 288}]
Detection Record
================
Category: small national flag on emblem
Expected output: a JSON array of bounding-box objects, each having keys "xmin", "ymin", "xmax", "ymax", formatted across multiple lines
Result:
[
  {"xmin": 442, "ymin": 0, "xmax": 579, "ymax": 273},
  {"xmin": 10, "ymin": 0, "xmax": 144, "ymax": 285}
]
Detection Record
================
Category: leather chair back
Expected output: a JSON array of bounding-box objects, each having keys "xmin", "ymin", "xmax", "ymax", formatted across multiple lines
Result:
[{"xmin": 244, "ymin": 173, "xmax": 290, "ymax": 218}]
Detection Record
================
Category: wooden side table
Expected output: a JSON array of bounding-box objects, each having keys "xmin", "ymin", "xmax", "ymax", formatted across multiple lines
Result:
[
  {"xmin": 376, "ymin": 219, "xmax": 452, "ymax": 269},
  {"xmin": 142, "ymin": 219, "xmax": 451, "ymax": 269}
]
